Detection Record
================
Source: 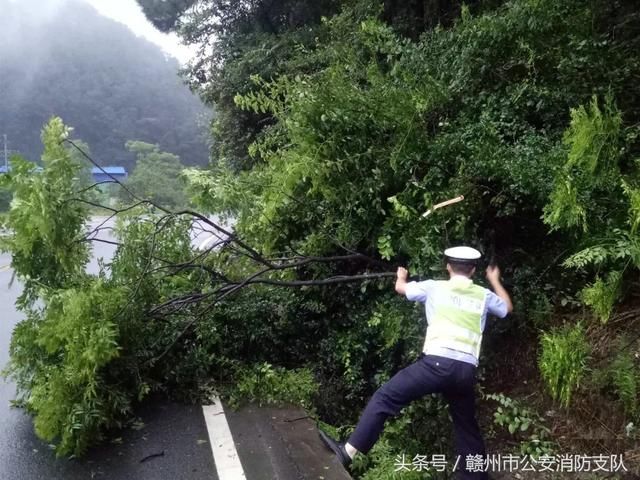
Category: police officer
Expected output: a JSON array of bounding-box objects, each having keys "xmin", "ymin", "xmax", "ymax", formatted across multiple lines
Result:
[{"xmin": 320, "ymin": 246, "xmax": 513, "ymax": 479}]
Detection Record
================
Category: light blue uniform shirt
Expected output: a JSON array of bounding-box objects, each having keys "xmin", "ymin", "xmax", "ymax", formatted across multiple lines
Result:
[{"xmin": 405, "ymin": 275, "xmax": 508, "ymax": 366}]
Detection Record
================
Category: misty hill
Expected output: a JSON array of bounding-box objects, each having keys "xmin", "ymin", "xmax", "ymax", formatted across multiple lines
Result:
[{"xmin": 0, "ymin": 0, "xmax": 210, "ymax": 170}]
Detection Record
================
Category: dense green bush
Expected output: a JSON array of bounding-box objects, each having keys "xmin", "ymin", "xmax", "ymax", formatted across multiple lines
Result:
[
  {"xmin": 225, "ymin": 363, "xmax": 318, "ymax": 409},
  {"xmin": 611, "ymin": 350, "xmax": 639, "ymax": 419},
  {"xmin": 539, "ymin": 323, "xmax": 591, "ymax": 408},
  {"xmin": 185, "ymin": 0, "xmax": 640, "ymax": 450},
  {"xmin": 120, "ymin": 141, "xmax": 189, "ymax": 209},
  {"xmin": 485, "ymin": 393, "xmax": 554, "ymax": 457}
]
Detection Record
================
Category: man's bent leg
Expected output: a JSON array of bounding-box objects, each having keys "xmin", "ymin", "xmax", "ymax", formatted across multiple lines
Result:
[
  {"xmin": 444, "ymin": 387, "xmax": 488, "ymax": 480},
  {"xmin": 348, "ymin": 355, "xmax": 446, "ymax": 453}
]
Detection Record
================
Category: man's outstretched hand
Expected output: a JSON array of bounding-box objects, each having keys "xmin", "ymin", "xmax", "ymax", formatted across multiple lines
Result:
[
  {"xmin": 397, "ymin": 266, "xmax": 408, "ymax": 281},
  {"xmin": 485, "ymin": 265, "xmax": 501, "ymax": 284},
  {"xmin": 395, "ymin": 267, "xmax": 409, "ymax": 295},
  {"xmin": 485, "ymin": 264, "xmax": 513, "ymax": 314}
]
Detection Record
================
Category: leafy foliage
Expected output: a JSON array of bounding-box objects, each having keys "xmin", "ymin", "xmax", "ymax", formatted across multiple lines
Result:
[
  {"xmin": 140, "ymin": 0, "xmax": 343, "ymax": 170},
  {"xmin": 543, "ymin": 93, "xmax": 639, "ymax": 323},
  {"xmin": 1, "ymin": 119, "xmax": 201, "ymax": 455},
  {"xmin": 2, "ymin": 118, "xmax": 105, "ymax": 454},
  {"xmin": 174, "ymin": 0, "xmax": 640, "ymax": 472},
  {"xmin": 581, "ymin": 270, "xmax": 623, "ymax": 323},
  {"xmin": 543, "ymin": 95, "xmax": 623, "ymax": 232},
  {"xmin": 485, "ymin": 393, "xmax": 554, "ymax": 457},
  {"xmin": 122, "ymin": 141, "xmax": 188, "ymax": 208},
  {"xmin": 6, "ymin": 0, "xmax": 640, "ymax": 471},
  {"xmin": 225, "ymin": 363, "xmax": 318, "ymax": 409},
  {"xmin": 611, "ymin": 350, "xmax": 639, "ymax": 419},
  {"xmin": 564, "ymin": 95, "xmax": 622, "ymax": 178},
  {"xmin": 539, "ymin": 323, "xmax": 591, "ymax": 409},
  {"xmin": 11, "ymin": 282, "xmax": 125, "ymax": 455},
  {"xmin": 350, "ymin": 399, "xmax": 451, "ymax": 480},
  {"xmin": 1, "ymin": 118, "xmax": 90, "ymax": 306}
]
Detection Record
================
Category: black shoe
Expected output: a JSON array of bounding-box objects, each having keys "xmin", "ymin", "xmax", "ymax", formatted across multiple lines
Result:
[{"xmin": 318, "ymin": 429, "xmax": 352, "ymax": 467}]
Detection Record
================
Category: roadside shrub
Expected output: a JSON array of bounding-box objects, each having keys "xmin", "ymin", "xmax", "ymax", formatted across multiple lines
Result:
[
  {"xmin": 226, "ymin": 363, "xmax": 319, "ymax": 410},
  {"xmin": 581, "ymin": 271, "xmax": 623, "ymax": 323},
  {"xmin": 539, "ymin": 323, "xmax": 590, "ymax": 408},
  {"xmin": 611, "ymin": 350, "xmax": 639, "ymax": 419},
  {"xmin": 485, "ymin": 393, "xmax": 554, "ymax": 457},
  {"xmin": 529, "ymin": 294, "xmax": 553, "ymax": 329}
]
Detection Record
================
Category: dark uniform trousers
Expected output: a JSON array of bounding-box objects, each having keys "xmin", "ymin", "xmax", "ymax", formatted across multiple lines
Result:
[{"xmin": 348, "ymin": 354, "xmax": 488, "ymax": 480}]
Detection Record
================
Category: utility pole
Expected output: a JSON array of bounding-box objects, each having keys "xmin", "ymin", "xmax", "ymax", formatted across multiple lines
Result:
[
  {"xmin": 2, "ymin": 135, "xmax": 19, "ymax": 172},
  {"xmin": 3, "ymin": 134, "xmax": 7, "ymax": 171}
]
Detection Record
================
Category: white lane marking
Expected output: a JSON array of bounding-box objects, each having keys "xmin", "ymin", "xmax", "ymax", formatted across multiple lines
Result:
[{"xmin": 202, "ymin": 396, "xmax": 246, "ymax": 479}]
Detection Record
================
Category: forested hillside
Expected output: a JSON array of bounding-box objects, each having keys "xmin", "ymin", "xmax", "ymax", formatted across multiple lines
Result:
[
  {"xmin": 0, "ymin": 0, "xmax": 210, "ymax": 170},
  {"xmin": 2, "ymin": 0, "xmax": 640, "ymax": 478}
]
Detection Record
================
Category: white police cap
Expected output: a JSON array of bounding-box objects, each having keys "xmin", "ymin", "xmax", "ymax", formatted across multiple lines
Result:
[{"xmin": 444, "ymin": 246, "xmax": 482, "ymax": 264}]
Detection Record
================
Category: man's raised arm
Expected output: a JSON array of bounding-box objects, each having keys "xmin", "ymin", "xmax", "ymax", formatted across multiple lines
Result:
[{"xmin": 486, "ymin": 265, "xmax": 513, "ymax": 314}]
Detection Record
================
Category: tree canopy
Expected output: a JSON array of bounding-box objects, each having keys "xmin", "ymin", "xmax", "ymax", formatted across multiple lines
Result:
[{"xmin": 122, "ymin": 141, "xmax": 188, "ymax": 209}]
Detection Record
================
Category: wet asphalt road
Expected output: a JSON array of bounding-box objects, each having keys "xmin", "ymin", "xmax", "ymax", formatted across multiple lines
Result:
[{"xmin": 0, "ymin": 219, "xmax": 218, "ymax": 480}]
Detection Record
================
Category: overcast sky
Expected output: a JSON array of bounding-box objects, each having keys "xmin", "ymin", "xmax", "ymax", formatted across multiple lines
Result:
[{"xmin": 81, "ymin": 0, "xmax": 196, "ymax": 63}]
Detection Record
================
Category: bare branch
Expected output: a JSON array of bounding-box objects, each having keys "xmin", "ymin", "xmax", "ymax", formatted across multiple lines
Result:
[
  {"xmin": 145, "ymin": 269, "xmax": 394, "ymax": 365},
  {"xmin": 60, "ymin": 140, "xmax": 395, "ymax": 368},
  {"xmin": 73, "ymin": 180, "xmax": 117, "ymax": 196},
  {"xmin": 174, "ymin": 208, "xmax": 274, "ymax": 268},
  {"xmin": 65, "ymin": 139, "xmax": 144, "ymax": 205},
  {"xmin": 228, "ymin": 271, "xmax": 394, "ymax": 287},
  {"xmin": 85, "ymin": 238, "xmax": 122, "ymax": 247}
]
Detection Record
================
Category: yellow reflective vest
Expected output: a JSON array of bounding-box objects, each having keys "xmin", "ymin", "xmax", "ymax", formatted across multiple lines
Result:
[{"xmin": 422, "ymin": 278, "xmax": 486, "ymax": 359}]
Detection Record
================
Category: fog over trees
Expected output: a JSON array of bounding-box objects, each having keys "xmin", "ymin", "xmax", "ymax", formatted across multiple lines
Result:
[{"xmin": 0, "ymin": 0, "xmax": 211, "ymax": 170}]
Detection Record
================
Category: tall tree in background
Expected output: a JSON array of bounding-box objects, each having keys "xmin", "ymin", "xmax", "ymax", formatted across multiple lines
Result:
[{"xmin": 123, "ymin": 141, "xmax": 188, "ymax": 209}]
